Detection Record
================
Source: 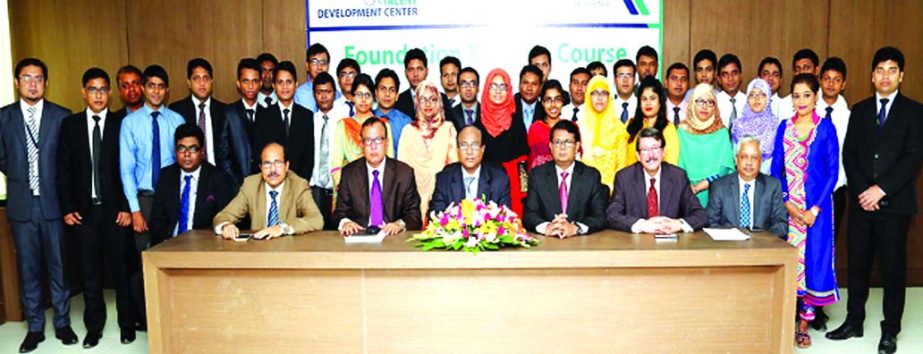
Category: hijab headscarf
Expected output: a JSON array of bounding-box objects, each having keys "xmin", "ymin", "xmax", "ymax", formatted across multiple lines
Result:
[
  {"xmin": 681, "ymin": 83, "xmax": 724, "ymax": 134},
  {"xmin": 583, "ymin": 75, "xmax": 619, "ymax": 146},
  {"xmin": 412, "ymin": 80, "xmax": 445, "ymax": 140},
  {"xmin": 479, "ymin": 69, "xmax": 515, "ymax": 137},
  {"xmin": 731, "ymin": 78, "xmax": 777, "ymax": 159}
]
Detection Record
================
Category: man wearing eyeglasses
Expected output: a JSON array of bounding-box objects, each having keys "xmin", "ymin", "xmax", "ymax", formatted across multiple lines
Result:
[
  {"xmin": 335, "ymin": 117, "xmax": 421, "ymax": 236},
  {"xmin": 612, "ymin": 59, "xmax": 637, "ymax": 124},
  {"xmin": 0, "ymin": 57, "xmax": 76, "ymax": 352},
  {"xmin": 447, "ymin": 67, "xmax": 481, "ymax": 132},
  {"xmin": 294, "ymin": 43, "xmax": 341, "ymax": 111},
  {"xmin": 333, "ymin": 58, "xmax": 362, "ymax": 117},
  {"xmin": 251, "ymin": 61, "xmax": 315, "ymax": 182},
  {"xmin": 429, "ymin": 126, "xmax": 510, "ymax": 214},
  {"xmin": 523, "ymin": 120, "xmax": 609, "ymax": 238}
]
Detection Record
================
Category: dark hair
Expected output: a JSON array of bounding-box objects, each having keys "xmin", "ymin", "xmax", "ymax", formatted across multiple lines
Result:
[
  {"xmin": 627, "ymin": 77, "xmax": 668, "ymax": 143},
  {"xmin": 458, "ymin": 66, "xmax": 479, "ymax": 86},
  {"xmin": 636, "ymin": 45, "xmax": 658, "ymax": 63},
  {"xmin": 256, "ymin": 52, "xmax": 278, "ymax": 66},
  {"xmin": 404, "ymin": 48, "xmax": 427, "ymax": 69},
  {"xmin": 718, "ymin": 53, "xmax": 742, "ymax": 72},
  {"xmin": 519, "ymin": 65, "xmax": 543, "ymax": 82},
  {"xmin": 142, "ymin": 65, "xmax": 169, "ymax": 86},
  {"xmin": 528, "ymin": 45, "xmax": 551, "ymax": 64},
  {"xmin": 820, "ymin": 57, "xmax": 848, "ymax": 80},
  {"xmin": 374, "ymin": 68, "xmax": 400, "ymax": 92},
  {"xmin": 693, "ymin": 49, "xmax": 717, "ymax": 68},
  {"xmin": 116, "ymin": 65, "xmax": 142, "ymax": 82},
  {"xmin": 792, "ymin": 48, "xmax": 819, "ymax": 68},
  {"xmin": 82, "ymin": 67, "xmax": 110, "ymax": 86},
  {"xmin": 635, "ymin": 127, "xmax": 666, "ymax": 151},
  {"xmin": 14, "ymin": 57, "xmax": 47, "ymax": 79},
  {"xmin": 665, "ymin": 62, "xmax": 689, "ymax": 78},
  {"xmin": 569, "ymin": 67, "xmax": 591, "ymax": 80},
  {"xmin": 237, "ymin": 58, "xmax": 262, "ymax": 79},
  {"xmin": 586, "ymin": 61, "xmax": 608, "ymax": 77},
  {"xmin": 613, "ymin": 59, "xmax": 636, "ymax": 74},
  {"xmin": 540, "ymin": 79, "xmax": 570, "ymax": 107},
  {"xmin": 439, "ymin": 56, "xmax": 461, "ymax": 74},
  {"xmin": 549, "ymin": 120, "xmax": 581, "ymax": 143},
  {"xmin": 306, "ymin": 43, "xmax": 329, "ymax": 61},
  {"xmin": 273, "ymin": 61, "xmax": 298, "ymax": 82},
  {"xmin": 758, "ymin": 57, "xmax": 783, "ymax": 77},
  {"xmin": 790, "ymin": 73, "xmax": 820, "ymax": 94},
  {"xmin": 174, "ymin": 122, "xmax": 205, "ymax": 147},
  {"xmin": 313, "ymin": 72, "xmax": 335, "ymax": 90},
  {"xmin": 186, "ymin": 58, "xmax": 213, "ymax": 79},
  {"xmin": 360, "ymin": 116, "xmax": 388, "ymax": 138},
  {"xmin": 336, "ymin": 58, "xmax": 361, "ymax": 76},
  {"xmin": 872, "ymin": 46, "xmax": 904, "ymax": 71},
  {"xmin": 351, "ymin": 73, "xmax": 375, "ymax": 97}
]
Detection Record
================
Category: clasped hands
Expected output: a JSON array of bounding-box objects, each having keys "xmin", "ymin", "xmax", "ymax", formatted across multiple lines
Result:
[
  {"xmin": 636, "ymin": 216, "xmax": 683, "ymax": 234},
  {"xmin": 544, "ymin": 214, "xmax": 579, "ymax": 239},
  {"xmin": 340, "ymin": 220, "xmax": 403, "ymax": 237},
  {"xmin": 858, "ymin": 184, "xmax": 885, "ymax": 212}
]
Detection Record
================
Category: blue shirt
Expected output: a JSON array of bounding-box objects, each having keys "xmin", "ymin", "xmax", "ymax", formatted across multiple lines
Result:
[
  {"xmin": 294, "ymin": 80, "xmax": 341, "ymax": 111},
  {"xmin": 119, "ymin": 104, "xmax": 184, "ymax": 211},
  {"xmin": 374, "ymin": 107, "xmax": 413, "ymax": 157}
]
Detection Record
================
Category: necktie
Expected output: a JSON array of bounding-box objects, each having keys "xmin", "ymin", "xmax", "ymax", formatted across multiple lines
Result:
[
  {"xmin": 92, "ymin": 115, "xmax": 102, "ymax": 202},
  {"xmin": 283, "ymin": 108, "xmax": 291, "ymax": 137},
  {"xmin": 621, "ymin": 102, "xmax": 629, "ymax": 123},
  {"xmin": 151, "ymin": 111, "xmax": 161, "ymax": 188},
  {"xmin": 346, "ymin": 101, "xmax": 355, "ymax": 117},
  {"xmin": 177, "ymin": 174, "xmax": 193, "ymax": 235},
  {"xmin": 571, "ymin": 107, "xmax": 579, "ymax": 122},
  {"xmin": 246, "ymin": 108, "xmax": 255, "ymax": 122},
  {"xmin": 369, "ymin": 170, "xmax": 384, "ymax": 226},
  {"xmin": 318, "ymin": 115, "xmax": 331, "ymax": 187},
  {"xmin": 198, "ymin": 102, "xmax": 208, "ymax": 159},
  {"xmin": 559, "ymin": 172, "xmax": 569, "ymax": 214},
  {"xmin": 647, "ymin": 178, "xmax": 658, "ymax": 218},
  {"xmin": 464, "ymin": 176, "xmax": 476, "ymax": 200},
  {"xmin": 25, "ymin": 106, "xmax": 39, "ymax": 193},
  {"xmin": 878, "ymin": 98, "xmax": 889, "ymax": 129},
  {"xmin": 739, "ymin": 183, "xmax": 751, "ymax": 228},
  {"xmin": 525, "ymin": 107, "xmax": 534, "ymax": 124},
  {"xmin": 673, "ymin": 106, "xmax": 681, "ymax": 125},
  {"xmin": 465, "ymin": 109, "xmax": 474, "ymax": 125},
  {"xmin": 824, "ymin": 106, "xmax": 833, "ymax": 120},
  {"xmin": 264, "ymin": 96, "xmax": 272, "ymax": 107},
  {"xmin": 267, "ymin": 190, "xmax": 279, "ymax": 227},
  {"xmin": 729, "ymin": 97, "xmax": 738, "ymax": 126}
]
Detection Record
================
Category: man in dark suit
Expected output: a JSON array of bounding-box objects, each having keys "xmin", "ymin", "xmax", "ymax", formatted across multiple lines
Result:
[
  {"xmin": 251, "ymin": 61, "xmax": 315, "ymax": 181},
  {"xmin": 0, "ymin": 58, "xmax": 78, "ymax": 352},
  {"xmin": 706, "ymin": 137, "xmax": 787, "ymax": 238},
  {"xmin": 514, "ymin": 65, "xmax": 546, "ymax": 129},
  {"xmin": 448, "ymin": 67, "xmax": 481, "ymax": 132},
  {"xmin": 826, "ymin": 47, "xmax": 923, "ymax": 354},
  {"xmin": 57, "ymin": 68, "xmax": 137, "ymax": 348},
  {"xmin": 523, "ymin": 121, "xmax": 608, "ymax": 237},
  {"xmin": 335, "ymin": 117, "xmax": 422, "ymax": 236},
  {"xmin": 168, "ymin": 58, "xmax": 234, "ymax": 180},
  {"xmin": 223, "ymin": 58, "xmax": 263, "ymax": 184},
  {"xmin": 430, "ymin": 126, "xmax": 510, "ymax": 213},
  {"xmin": 112, "ymin": 65, "xmax": 143, "ymax": 116},
  {"xmin": 149, "ymin": 123, "xmax": 236, "ymax": 246},
  {"xmin": 394, "ymin": 48, "xmax": 450, "ymax": 119},
  {"xmin": 607, "ymin": 127, "xmax": 707, "ymax": 233}
]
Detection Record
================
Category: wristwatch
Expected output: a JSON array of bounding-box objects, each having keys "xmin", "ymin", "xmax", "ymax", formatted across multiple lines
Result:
[{"xmin": 278, "ymin": 223, "xmax": 293, "ymax": 235}]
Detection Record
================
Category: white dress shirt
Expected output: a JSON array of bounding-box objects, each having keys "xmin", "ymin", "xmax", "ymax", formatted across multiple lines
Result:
[
  {"xmin": 191, "ymin": 96, "xmax": 216, "ymax": 164},
  {"xmin": 310, "ymin": 109, "xmax": 339, "ymax": 189},
  {"xmin": 20, "ymin": 99, "xmax": 44, "ymax": 132},
  {"xmin": 738, "ymin": 175, "xmax": 756, "ymax": 226},
  {"xmin": 875, "ymin": 90, "xmax": 899, "ymax": 122},
  {"xmin": 562, "ymin": 103, "xmax": 583, "ymax": 122},
  {"xmin": 665, "ymin": 98, "xmax": 688, "ymax": 124},
  {"xmin": 815, "ymin": 94, "xmax": 851, "ymax": 189},
  {"xmin": 716, "ymin": 90, "xmax": 747, "ymax": 128},
  {"xmin": 174, "ymin": 166, "xmax": 201, "ymax": 236},
  {"xmin": 614, "ymin": 94, "xmax": 637, "ymax": 123},
  {"xmin": 85, "ymin": 108, "xmax": 108, "ymax": 199},
  {"xmin": 257, "ymin": 91, "xmax": 278, "ymax": 108},
  {"xmin": 535, "ymin": 163, "xmax": 588, "ymax": 235},
  {"xmin": 242, "ymin": 100, "xmax": 259, "ymax": 122},
  {"xmin": 769, "ymin": 93, "xmax": 783, "ymax": 121}
]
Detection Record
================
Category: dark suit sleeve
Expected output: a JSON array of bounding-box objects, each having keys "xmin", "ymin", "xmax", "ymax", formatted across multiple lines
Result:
[
  {"xmin": 878, "ymin": 101, "xmax": 923, "ymax": 196},
  {"xmin": 225, "ymin": 108, "xmax": 251, "ymax": 184},
  {"xmin": 149, "ymin": 175, "xmax": 173, "ymax": 246},
  {"xmin": 770, "ymin": 121, "xmax": 789, "ymax": 202},
  {"xmin": 215, "ymin": 170, "xmax": 238, "ymax": 212},
  {"xmin": 332, "ymin": 168, "xmax": 355, "ymax": 224},
  {"xmin": 582, "ymin": 179, "xmax": 610, "ymax": 233},
  {"xmin": 522, "ymin": 171, "xmax": 544, "ymax": 232},
  {"xmin": 767, "ymin": 178, "xmax": 788, "ymax": 239},
  {"xmin": 677, "ymin": 171, "xmax": 707, "ymax": 231},
  {"xmin": 400, "ymin": 168, "xmax": 422, "ymax": 230},
  {"xmin": 215, "ymin": 106, "xmax": 234, "ymax": 183},
  {"xmin": 56, "ymin": 119, "xmax": 77, "ymax": 215},
  {"xmin": 428, "ymin": 171, "xmax": 450, "ymax": 215},
  {"xmin": 493, "ymin": 169, "xmax": 512, "ymax": 209},
  {"xmin": 606, "ymin": 172, "xmax": 638, "ymax": 231},
  {"xmin": 706, "ymin": 181, "xmax": 723, "ymax": 227},
  {"xmin": 841, "ymin": 105, "xmax": 867, "ymax": 192}
]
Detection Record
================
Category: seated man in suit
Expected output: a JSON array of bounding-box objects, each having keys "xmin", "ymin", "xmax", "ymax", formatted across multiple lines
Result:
[
  {"xmin": 214, "ymin": 142, "xmax": 324, "ymax": 239},
  {"xmin": 429, "ymin": 125, "xmax": 511, "ymax": 214},
  {"xmin": 707, "ymin": 137, "xmax": 787, "ymax": 237},
  {"xmin": 523, "ymin": 120, "xmax": 609, "ymax": 237},
  {"xmin": 335, "ymin": 117, "xmax": 422, "ymax": 236},
  {"xmin": 607, "ymin": 127, "xmax": 707, "ymax": 233},
  {"xmin": 149, "ymin": 123, "xmax": 237, "ymax": 246}
]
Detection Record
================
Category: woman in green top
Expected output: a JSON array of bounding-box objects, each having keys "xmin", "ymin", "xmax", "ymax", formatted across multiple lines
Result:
[{"xmin": 677, "ymin": 83, "xmax": 736, "ymax": 206}]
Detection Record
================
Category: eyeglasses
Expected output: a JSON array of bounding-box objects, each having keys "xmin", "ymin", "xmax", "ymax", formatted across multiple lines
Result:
[
  {"xmin": 459, "ymin": 81, "xmax": 478, "ymax": 89},
  {"xmin": 542, "ymin": 97, "xmax": 564, "ymax": 105},
  {"xmin": 176, "ymin": 145, "xmax": 201, "ymax": 154},
  {"xmin": 19, "ymin": 75, "xmax": 45, "ymax": 84},
  {"xmin": 419, "ymin": 95, "xmax": 439, "ymax": 105},
  {"xmin": 590, "ymin": 90, "xmax": 609, "ymax": 99},
  {"xmin": 747, "ymin": 92, "xmax": 767, "ymax": 99},
  {"xmin": 86, "ymin": 87, "xmax": 110, "ymax": 95},
  {"xmin": 551, "ymin": 139, "xmax": 576, "ymax": 148},
  {"xmin": 261, "ymin": 160, "xmax": 285, "ymax": 169},
  {"xmin": 338, "ymin": 71, "xmax": 357, "ymax": 79},
  {"xmin": 309, "ymin": 58, "xmax": 329, "ymax": 66},
  {"xmin": 354, "ymin": 91, "xmax": 373, "ymax": 100},
  {"xmin": 458, "ymin": 142, "xmax": 482, "ymax": 150},
  {"xmin": 638, "ymin": 146, "xmax": 662, "ymax": 154},
  {"xmin": 694, "ymin": 99, "xmax": 716, "ymax": 107},
  {"xmin": 363, "ymin": 136, "xmax": 386, "ymax": 146},
  {"xmin": 488, "ymin": 83, "xmax": 508, "ymax": 92},
  {"xmin": 616, "ymin": 73, "xmax": 634, "ymax": 79}
]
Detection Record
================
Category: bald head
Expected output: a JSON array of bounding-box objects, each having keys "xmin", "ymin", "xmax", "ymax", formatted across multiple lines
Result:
[{"xmin": 457, "ymin": 126, "xmax": 485, "ymax": 174}]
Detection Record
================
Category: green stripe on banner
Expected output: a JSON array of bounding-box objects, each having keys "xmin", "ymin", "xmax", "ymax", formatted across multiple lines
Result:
[{"xmin": 634, "ymin": 0, "xmax": 650, "ymax": 16}]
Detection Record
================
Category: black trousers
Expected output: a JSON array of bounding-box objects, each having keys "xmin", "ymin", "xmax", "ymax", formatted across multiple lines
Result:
[
  {"xmin": 833, "ymin": 186, "xmax": 848, "ymax": 239},
  {"xmin": 75, "ymin": 205, "xmax": 137, "ymax": 332},
  {"xmin": 845, "ymin": 209, "xmax": 911, "ymax": 335},
  {"xmin": 311, "ymin": 186, "xmax": 335, "ymax": 230}
]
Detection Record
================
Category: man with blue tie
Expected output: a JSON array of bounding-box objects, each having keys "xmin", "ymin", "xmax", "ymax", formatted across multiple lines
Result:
[
  {"xmin": 612, "ymin": 59, "xmax": 637, "ymax": 124},
  {"xmin": 515, "ymin": 65, "xmax": 544, "ymax": 128},
  {"xmin": 119, "ymin": 65, "xmax": 184, "ymax": 256},
  {"xmin": 371, "ymin": 69, "xmax": 411, "ymax": 151},
  {"xmin": 447, "ymin": 67, "xmax": 481, "ymax": 132},
  {"xmin": 429, "ymin": 126, "xmax": 511, "ymax": 214},
  {"xmin": 0, "ymin": 57, "xmax": 77, "ymax": 352}
]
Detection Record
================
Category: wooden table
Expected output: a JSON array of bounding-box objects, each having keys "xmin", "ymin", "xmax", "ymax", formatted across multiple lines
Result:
[{"xmin": 143, "ymin": 230, "xmax": 797, "ymax": 353}]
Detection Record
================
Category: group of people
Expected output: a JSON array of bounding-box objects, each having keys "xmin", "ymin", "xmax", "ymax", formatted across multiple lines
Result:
[{"xmin": 1, "ymin": 42, "xmax": 919, "ymax": 354}]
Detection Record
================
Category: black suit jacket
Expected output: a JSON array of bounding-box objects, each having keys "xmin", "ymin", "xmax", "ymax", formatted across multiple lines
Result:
[
  {"xmin": 168, "ymin": 96, "xmax": 233, "ymax": 178},
  {"xmin": 223, "ymin": 99, "xmax": 257, "ymax": 184},
  {"xmin": 606, "ymin": 163, "xmax": 708, "ymax": 231},
  {"xmin": 447, "ymin": 103, "xmax": 481, "ymax": 133},
  {"xmin": 56, "ymin": 109, "xmax": 130, "ymax": 220},
  {"xmin": 706, "ymin": 173, "xmax": 787, "ymax": 238},
  {"xmin": 394, "ymin": 88, "xmax": 451, "ymax": 120},
  {"xmin": 523, "ymin": 161, "xmax": 609, "ymax": 233},
  {"xmin": 333, "ymin": 157, "xmax": 422, "ymax": 230},
  {"xmin": 514, "ymin": 93, "xmax": 546, "ymax": 126},
  {"xmin": 429, "ymin": 162, "xmax": 511, "ymax": 214},
  {"xmin": 149, "ymin": 163, "xmax": 236, "ymax": 245},
  {"xmin": 843, "ymin": 93, "xmax": 923, "ymax": 215},
  {"xmin": 251, "ymin": 103, "xmax": 315, "ymax": 181}
]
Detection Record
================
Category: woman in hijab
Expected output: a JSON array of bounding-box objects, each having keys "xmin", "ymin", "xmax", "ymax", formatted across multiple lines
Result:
[
  {"xmin": 527, "ymin": 79, "xmax": 568, "ymax": 170},
  {"xmin": 731, "ymin": 78, "xmax": 778, "ymax": 174},
  {"xmin": 625, "ymin": 77, "xmax": 679, "ymax": 166},
  {"xmin": 398, "ymin": 80, "xmax": 459, "ymax": 220},
  {"xmin": 677, "ymin": 83, "xmax": 735, "ymax": 206},
  {"xmin": 577, "ymin": 75, "xmax": 628, "ymax": 194},
  {"xmin": 329, "ymin": 73, "xmax": 394, "ymax": 187},
  {"xmin": 474, "ymin": 69, "xmax": 529, "ymax": 215}
]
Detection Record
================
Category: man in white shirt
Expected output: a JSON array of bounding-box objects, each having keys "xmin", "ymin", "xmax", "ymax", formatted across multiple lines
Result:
[
  {"xmin": 777, "ymin": 49, "xmax": 820, "ymax": 121},
  {"xmin": 664, "ymin": 63, "xmax": 690, "ymax": 125},
  {"xmin": 612, "ymin": 59, "xmax": 637, "ymax": 124},
  {"xmin": 256, "ymin": 53, "xmax": 279, "ymax": 108},
  {"xmin": 758, "ymin": 57, "xmax": 784, "ymax": 116},
  {"xmin": 716, "ymin": 53, "xmax": 746, "ymax": 128},
  {"xmin": 309, "ymin": 72, "xmax": 343, "ymax": 229},
  {"xmin": 815, "ymin": 57, "xmax": 851, "ymax": 235},
  {"xmin": 562, "ymin": 67, "xmax": 590, "ymax": 122}
]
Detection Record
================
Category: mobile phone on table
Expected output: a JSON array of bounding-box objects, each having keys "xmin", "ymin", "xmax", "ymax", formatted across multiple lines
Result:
[{"xmin": 234, "ymin": 233, "xmax": 253, "ymax": 242}]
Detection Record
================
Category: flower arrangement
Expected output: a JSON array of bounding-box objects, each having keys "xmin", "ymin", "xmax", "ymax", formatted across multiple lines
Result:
[{"xmin": 408, "ymin": 198, "xmax": 538, "ymax": 254}]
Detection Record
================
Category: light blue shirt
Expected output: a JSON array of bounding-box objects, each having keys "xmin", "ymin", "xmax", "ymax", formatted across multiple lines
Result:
[
  {"xmin": 374, "ymin": 107, "xmax": 413, "ymax": 157},
  {"xmin": 119, "ymin": 104, "xmax": 184, "ymax": 211},
  {"xmin": 294, "ymin": 80, "xmax": 341, "ymax": 111}
]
